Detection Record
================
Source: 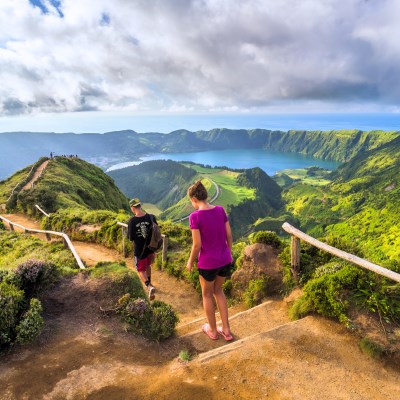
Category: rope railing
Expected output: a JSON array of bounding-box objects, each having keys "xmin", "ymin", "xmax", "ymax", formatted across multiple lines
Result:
[
  {"xmin": 117, "ymin": 221, "xmax": 168, "ymax": 263},
  {"xmin": 0, "ymin": 215, "xmax": 86, "ymax": 270},
  {"xmin": 282, "ymin": 222, "xmax": 400, "ymax": 284}
]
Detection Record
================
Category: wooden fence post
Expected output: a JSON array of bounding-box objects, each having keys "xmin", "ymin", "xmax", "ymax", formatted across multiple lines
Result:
[
  {"xmin": 291, "ymin": 235, "xmax": 300, "ymax": 282},
  {"xmin": 122, "ymin": 226, "xmax": 128, "ymax": 258},
  {"xmin": 162, "ymin": 235, "xmax": 168, "ymax": 266}
]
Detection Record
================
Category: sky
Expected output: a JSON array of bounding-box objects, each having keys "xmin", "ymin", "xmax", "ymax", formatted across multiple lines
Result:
[{"xmin": 1, "ymin": 0, "xmax": 400, "ymax": 133}]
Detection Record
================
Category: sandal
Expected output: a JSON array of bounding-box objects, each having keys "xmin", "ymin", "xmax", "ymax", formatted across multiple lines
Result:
[
  {"xmin": 217, "ymin": 326, "xmax": 234, "ymax": 341},
  {"xmin": 202, "ymin": 323, "xmax": 218, "ymax": 340}
]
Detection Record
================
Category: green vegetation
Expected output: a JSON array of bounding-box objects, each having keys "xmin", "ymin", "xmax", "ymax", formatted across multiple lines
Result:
[
  {"xmin": 359, "ymin": 337, "xmax": 386, "ymax": 359},
  {"xmin": 0, "ymin": 231, "xmax": 79, "ymax": 273},
  {"xmin": 250, "ymin": 230, "xmax": 282, "ymax": 249},
  {"xmin": 0, "ymin": 157, "xmax": 49, "ymax": 209},
  {"xmin": 117, "ymin": 295, "xmax": 179, "ymax": 341},
  {"xmin": 6, "ymin": 157, "xmax": 129, "ymax": 215},
  {"xmin": 178, "ymin": 349, "xmax": 193, "ymax": 362},
  {"xmin": 0, "ymin": 258, "xmax": 60, "ymax": 348},
  {"xmin": 89, "ymin": 262, "xmax": 145, "ymax": 298},
  {"xmin": 283, "ymin": 135, "xmax": 400, "ymax": 264},
  {"xmin": 108, "ymin": 159, "xmax": 197, "ymax": 210},
  {"xmin": 88, "ymin": 262, "xmax": 179, "ymax": 341},
  {"xmin": 275, "ymin": 167, "xmax": 333, "ymax": 188},
  {"xmin": 243, "ymin": 277, "xmax": 269, "ymax": 308},
  {"xmin": 42, "ymin": 208, "xmax": 131, "ymax": 252}
]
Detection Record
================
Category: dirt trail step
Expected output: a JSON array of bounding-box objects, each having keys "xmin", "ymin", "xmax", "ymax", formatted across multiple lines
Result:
[
  {"xmin": 177, "ymin": 299, "xmax": 290, "ymax": 354},
  {"xmin": 160, "ymin": 316, "xmax": 400, "ymax": 400}
]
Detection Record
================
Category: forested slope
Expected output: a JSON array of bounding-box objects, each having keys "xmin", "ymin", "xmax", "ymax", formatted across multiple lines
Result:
[{"xmin": 284, "ymin": 135, "xmax": 400, "ymax": 264}]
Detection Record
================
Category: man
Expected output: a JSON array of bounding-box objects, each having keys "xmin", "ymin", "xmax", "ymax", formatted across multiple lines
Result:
[{"xmin": 127, "ymin": 198, "xmax": 157, "ymax": 300}]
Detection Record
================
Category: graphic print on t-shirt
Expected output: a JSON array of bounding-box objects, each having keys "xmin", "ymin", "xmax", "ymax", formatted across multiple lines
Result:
[{"xmin": 137, "ymin": 221, "xmax": 149, "ymax": 239}]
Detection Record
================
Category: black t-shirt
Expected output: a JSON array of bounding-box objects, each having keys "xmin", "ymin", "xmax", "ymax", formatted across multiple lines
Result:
[{"xmin": 127, "ymin": 213, "xmax": 157, "ymax": 259}]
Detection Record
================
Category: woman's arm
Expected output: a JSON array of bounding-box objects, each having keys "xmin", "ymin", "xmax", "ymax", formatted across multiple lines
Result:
[
  {"xmin": 225, "ymin": 220, "xmax": 233, "ymax": 251},
  {"xmin": 187, "ymin": 229, "xmax": 201, "ymax": 272}
]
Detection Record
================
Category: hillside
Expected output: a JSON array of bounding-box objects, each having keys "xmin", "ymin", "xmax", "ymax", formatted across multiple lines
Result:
[
  {"xmin": 283, "ymin": 134, "xmax": 400, "ymax": 264},
  {"xmin": 0, "ymin": 157, "xmax": 129, "ymax": 215},
  {"xmin": 2, "ymin": 128, "xmax": 399, "ymax": 179},
  {"xmin": 108, "ymin": 159, "xmax": 197, "ymax": 210},
  {"xmin": 108, "ymin": 160, "xmax": 285, "ymax": 239}
]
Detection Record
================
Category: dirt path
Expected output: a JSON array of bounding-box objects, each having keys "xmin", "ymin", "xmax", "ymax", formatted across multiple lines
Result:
[
  {"xmin": 22, "ymin": 160, "xmax": 49, "ymax": 190},
  {"xmin": 1, "ymin": 214, "xmax": 400, "ymax": 399}
]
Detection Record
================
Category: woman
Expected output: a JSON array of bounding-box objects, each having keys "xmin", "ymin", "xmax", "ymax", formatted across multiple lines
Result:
[{"xmin": 186, "ymin": 180, "xmax": 234, "ymax": 341}]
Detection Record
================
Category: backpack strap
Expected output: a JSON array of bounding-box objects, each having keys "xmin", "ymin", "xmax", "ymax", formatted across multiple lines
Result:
[{"xmin": 139, "ymin": 214, "xmax": 154, "ymax": 259}]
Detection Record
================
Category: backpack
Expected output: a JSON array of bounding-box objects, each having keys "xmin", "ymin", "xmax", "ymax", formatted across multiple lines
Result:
[{"xmin": 147, "ymin": 214, "xmax": 163, "ymax": 252}]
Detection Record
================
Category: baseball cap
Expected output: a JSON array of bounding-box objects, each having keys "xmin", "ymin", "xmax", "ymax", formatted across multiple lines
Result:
[{"xmin": 129, "ymin": 198, "xmax": 141, "ymax": 207}]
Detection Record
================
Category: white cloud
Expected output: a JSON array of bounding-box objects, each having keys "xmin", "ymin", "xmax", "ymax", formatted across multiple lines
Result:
[{"xmin": 0, "ymin": 0, "xmax": 400, "ymax": 117}]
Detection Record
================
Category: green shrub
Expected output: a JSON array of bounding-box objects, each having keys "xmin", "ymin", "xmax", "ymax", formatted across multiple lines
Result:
[
  {"xmin": 117, "ymin": 295, "xmax": 179, "ymax": 342},
  {"xmin": 90, "ymin": 262, "xmax": 145, "ymax": 299},
  {"xmin": 291, "ymin": 265, "xmax": 364, "ymax": 324},
  {"xmin": 178, "ymin": 349, "xmax": 192, "ymax": 362},
  {"xmin": 15, "ymin": 298, "xmax": 44, "ymax": 344},
  {"xmin": 231, "ymin": 242, "xmax": 247, "ymax": 271},
  {"xmin": 243, "ymin": 277, "xmax": 269, "ymax": 308},
  {"xmin": 313, "ymin": 261, "xmax": 346, "ymax": 279},
  {"xmin": 0, "ymin": 220, "xmax": 5, "ymax": 230},
  {"xmin": 288, "ymin": 295, "xmax": 313, "ymax": 320},
  {"xmin": 251, "ymin": 231, "xmax": 282, "ymax": 249},
  {"xmin": 359, "ymin": 337, "xmax": 385, "ymax": 359},
  {"xmin": 279, "ymin": 245, "xmax": 296, "ymax": 295},
  {"xmin": 14, "ymin": 259, "xmax": 58, "ymax": 296},
  {"xmin": 148, "ymin": 300, "xmax": 180, "ymax": 341},
  {"xmin": 353, "ymin": 278, "xmax": 400, "ymax": 324},
  {"xmin": 0, "ymin": 282, "xmax": 25, "ymax": 346},
  {"xmin": 223, "ymin": 278, "xmax": 233, "ymax": 296}
]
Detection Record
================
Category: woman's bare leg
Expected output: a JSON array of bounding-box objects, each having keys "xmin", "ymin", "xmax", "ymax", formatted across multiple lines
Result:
[
  {"xmin": 214, "ymin": 275, "xmax": 231, "ymax": 335},
  {"xmin": 200, "ymin": 276, "xmax": 218, "ymax": 336}
]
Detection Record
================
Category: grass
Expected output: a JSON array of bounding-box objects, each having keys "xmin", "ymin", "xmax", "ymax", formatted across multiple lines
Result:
[
  {"xmin": 0, "ymin": 231, "xmax": 79, "ymax": 274},
  {"xmin": 279, "ymin": 168, "xmax": 332, "ymax": 186},
  {"xmin": 142, "ymin": 203, "xmax": 162, "ymax": 216},
  {"xmin": 178, "ymin": 349, "xmax": 193, "ymax": 362},
  {"xmin": 160, "ymin": 166, "xmax": 256, "ymax": 221},
  {"xmin": 359, "ymin": 337, "xmax": 386, "ymax": 359},
  {"xmin": 0, "ymin": 166, "xmax": 31, "ymax": 203}
]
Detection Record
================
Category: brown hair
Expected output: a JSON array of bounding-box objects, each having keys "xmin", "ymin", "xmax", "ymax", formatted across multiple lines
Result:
[{"xmin": 188, "ymin": 180, "xmax": 208, "ymax": 201}]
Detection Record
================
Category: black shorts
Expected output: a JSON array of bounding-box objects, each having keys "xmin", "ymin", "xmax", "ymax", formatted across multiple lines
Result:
[{"xmin": 198, "ymin": 263, "xmax": 232, "ymax": 282}]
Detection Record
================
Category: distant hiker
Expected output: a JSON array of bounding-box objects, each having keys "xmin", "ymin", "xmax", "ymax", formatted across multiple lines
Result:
[
  {"xmin": 50, "ymin": 152, "xmax": 53, "ymax": 159},
  {"xmin": 187, "ymin": 180, "xmax": 234, "ymax": 341},
  {"xmin": 127, "ymin": 198, "xmax": 157, "ymax": 301}
]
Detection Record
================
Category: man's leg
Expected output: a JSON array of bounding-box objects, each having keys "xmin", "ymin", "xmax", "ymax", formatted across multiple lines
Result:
[
  {"xmin": 146, "ymin": 254, "xmax": 156, "ymax": 300},
  {"xmin": 135, "ymin": 256, "xmax": 155, "ymax": 300}
]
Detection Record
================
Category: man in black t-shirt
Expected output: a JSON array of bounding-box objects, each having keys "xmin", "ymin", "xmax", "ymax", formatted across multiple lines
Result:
[{"xmin": 127, "ymin": 198, "xmax": 157, "ymax": 300}]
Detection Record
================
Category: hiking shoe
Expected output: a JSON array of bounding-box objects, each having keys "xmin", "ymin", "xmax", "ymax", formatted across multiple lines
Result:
[{"xmin": 148, "ymin": 285, "xmax": 156, "ymax": 301}]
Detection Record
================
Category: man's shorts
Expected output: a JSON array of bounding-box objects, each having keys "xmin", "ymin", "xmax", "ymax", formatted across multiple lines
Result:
[
  {"xmin": 135, "ymin": 253, "xmax": 155, "ymax": 272},
  {"xmin": 198, "ymin": 263, "xmax": 232, "ymax": 282}
]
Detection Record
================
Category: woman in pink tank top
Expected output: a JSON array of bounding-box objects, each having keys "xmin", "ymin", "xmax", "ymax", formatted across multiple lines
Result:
[{"xmin": 187, "ymin": 180, "xmax": 234, "ymax": 341}]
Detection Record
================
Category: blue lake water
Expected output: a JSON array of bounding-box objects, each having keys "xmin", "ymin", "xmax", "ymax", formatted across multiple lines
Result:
[{"xmin": 107, "ymin": 149, "xmax": 341, "ymax": 175}]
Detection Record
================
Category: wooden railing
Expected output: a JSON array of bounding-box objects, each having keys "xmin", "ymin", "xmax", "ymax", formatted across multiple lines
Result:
[
  {"xmin": 282, "ymin": 222, "xmax": 400, "ymax": 284},
  {"xmin": 35, "ymin": 204, "xmax": 50, "ymax": 217},
  {"xmin": 0, "ymin": 215, "xmax": 86, "ymax": 270},
  {"xmin": 117, "ymin": 221, "xmax": 168, "ymax": 263}
]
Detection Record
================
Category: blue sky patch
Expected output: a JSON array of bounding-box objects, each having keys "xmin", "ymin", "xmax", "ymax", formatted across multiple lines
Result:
[
  {"xmin": 100, "ymin": 13, "xmax": 111, "ymax": 26},
  {"xmin": 29, "ymin": 0, "xmax": 64, "ymax": 17}
]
